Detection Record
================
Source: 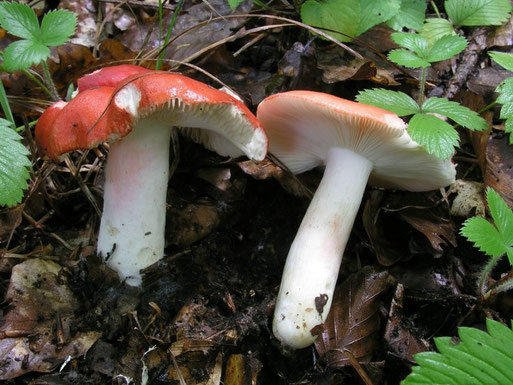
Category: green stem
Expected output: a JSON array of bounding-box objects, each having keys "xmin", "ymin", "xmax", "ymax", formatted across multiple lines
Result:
[
  {"xmin": 0, "ymin": 80, "xmax": 15, "ymax": 126},
  {"xmin": 479, "ymin": 255, "xmax": 501, "ymax": 297},
  {"xmin": 430, "ymin": 1, "xmax": 442, "ymax": 18},
  {"xmin": 156, "ymin": 0, "xmax": 184, "ymax": 70},
  {"xmin": 22, "ymin": 69, "xmax": 54, "ymax": 100},
  {"xmin": 41, "ymin": 60, "xmax": 60, "ymax": 101},
  {"xmin": 418, "ymin": 67, "xmax": 427, "ymax": 112}
]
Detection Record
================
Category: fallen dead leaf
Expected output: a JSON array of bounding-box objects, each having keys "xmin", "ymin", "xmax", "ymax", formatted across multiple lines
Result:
[
  {"xmin": 314, "ymin": 266, "xmax": 394, "ymax": 368},
  {"xmin": 0, "ymin": 259, "xmax": 100, "ymax": 380},
  {"xmin": 448, "ymin": 180, "xmax": 485, "ymax": 217}
]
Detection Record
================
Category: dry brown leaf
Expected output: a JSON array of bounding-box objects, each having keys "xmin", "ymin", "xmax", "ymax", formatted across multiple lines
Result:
[
  {"xmin": 0, "ymin": 205, "xmax": 23, "ymax": 243},
  {"xmin": 0, "ymin": 259, "xmax": 100, "ymax": 380},
  {"xmin": 314, "ymin": 266, "xmax": 394, "ymax": 368},
  {"xmin": 223, "ymin": 354, "xmax": 262, "ymax": 385},
  {"xmin": 59, "ymin": 0, "xmax": 97, "ymax": 47},
  {"xmin": 384, "ymin": 284, "xmax": 430, "ymax": 363},
  {"xmin": 483, "ymin": 133, "xmax": 513, "ymax": 209}
]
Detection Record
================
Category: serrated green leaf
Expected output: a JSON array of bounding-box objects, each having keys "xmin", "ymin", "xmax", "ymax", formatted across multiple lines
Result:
[
  {"xmin": 422, "ymin": 97, "xmax": 488, "ymax": 130},
  {"xmin": 505, "ymin": 118, "xmax": 513, "ymax": 144},
  {"xmin": 426, "ymin": 35, "xmax": 468, "ymax": 62},
  {"xmin": 389, "ymin": 49, "xmax": 430, "ymax": 68},
  {"xmin": 0, "ymin": 2, "xmax": 40, "ymax": 41},
  {"xmin": 461, "ymin": 217, "xmax": 510, "ymax": 258},
  {"xmin": 386, "ymin": 0, "xmax": 426, "ymax": 31},
  {"xmin": 489, "ymin": 51, "xmax": 513, "ymax": 72},
  {"xmin": 2, "ymin": 40, "xmax": 50, "ymax": 71},
  {"xmin": 390, "ymin": 32, "xmax": 428, "ymax": 57},
  {"xmin": 421, "ymin": 18, "xmax": 456, "ymax": 46},
  {"xmin": 0, "ymin": 120, "xmax": 31, "ymax": 207},
  {"xmin": 445, "ymin": 0, "xmax": 512, "ymax": 26},
  {"xmin": 356, "ymin": 89, "xmax": 419, "ymax": 116},
  {"xmin": 402, "ymin": 320, "xmax": 513, "ymax": 385},
  {"xmin": 301, "ymin": 0, "xmax": 401, "ymax": 42},
  {"xmin": 500, "ymin": 102, "xmax": 513, "ymax": 119},
  {"xmin": 40, "ymin": 9, "xmax": 77, "ymax": 46},
  {"xmin": 487, "ymin": 188, "xmax": 513, "ymax": 247},
  {"xmin": 408, "ymin": 113, "xmax": 458, "ymax": 159}
]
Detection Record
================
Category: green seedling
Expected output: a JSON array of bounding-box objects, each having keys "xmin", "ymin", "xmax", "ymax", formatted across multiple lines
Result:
[
  {"xmin": 402, "ymin": 318, "xmax": 513, "ymax": 385},
  {"xmin": 489, "ymin": 51, "xmax": 513, "ymax": 143},
  {"xmin": 0, "ymin": 2, "xmax": 77, "ymax": 207},
  {"xmin": 461, "ymin": 188, "xmax": 513, "ymax": 298},
  {"xmin": 357, "ymin": 32, "xmax": 488, "ymax": 159}
]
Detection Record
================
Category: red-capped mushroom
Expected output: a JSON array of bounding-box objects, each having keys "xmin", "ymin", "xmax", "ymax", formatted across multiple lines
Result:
[
  {"xmin": 257, "ymin": 90, "xmax": 455, "ymax": 349},
  {"xmin": 36, "ymin": 66, "xmax": 267, "ymax": 286}
]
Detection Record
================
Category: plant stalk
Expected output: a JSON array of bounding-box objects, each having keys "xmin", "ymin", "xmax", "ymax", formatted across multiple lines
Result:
[
  {"xmin": 418, "ymin": 67, "xmax": 427, "ymax": 112},
  {"xmin": 0, "ymin": 80, "xmax": 15, "ymax": 126},
  {"xmin": 156, "ymin": 0, "xmax": 184, "ymax": 70},
  {"xmin": 41, "ymin": 60, "xmax": 60, "ymax": 101}
]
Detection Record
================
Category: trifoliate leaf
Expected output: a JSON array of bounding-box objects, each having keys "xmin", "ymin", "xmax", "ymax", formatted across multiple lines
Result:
[
  {"xmin": 445, "ymin": 0, "xmax": 512, "ymax": 27},
  {"xmin": 401, "ymin": 319, "xmax": 513, "ymax": 385},
  {"xmin": 40, "ymin": 9, "xmax": 77, "ymax": 46},
  {"xmin": 461, "ymin": 188, "xmax": 513, "ymax": 264},
  {"xmin": 495, "ymin": 78, "xmax": 513, "ymax": 139},
  {"xmin": 388, "ymin": 48, "xmax": 430, "ymax": 68},
  {"xmin": 386, "ymin": 0, "xmax": 426, "ymax": 31},
  {"xmin": 0, "ymin": 119, "xmax": 31, "ymax": 207},
  {"xmin": 301, "ymin": 0, "xmax": 401, "ymax": 42},
  {"xmin": 0, "ymin": 2, "xmax": 40, "ymax": 41},
  {"xmin": 489, "ymin": 51, "xmax": 513, "ymax": 72},
  {"xmin": 422, "ymin": 97, "xmax": 488, "ymax": 130},
  {"xmin": 390, "ymin": 32, "xmax": 428, "ymax": 57},
  {"xmin": 426, "ymin": 35, "xmax": 468, "ymax": 62},
  {"xmin": 2, "ymin": 40, "xmax": 50, "ymax": 71},
  {"xmin": 356, "ymin": 89, "xmax": 419, "ymax": 116},
  {"xmin": 408, "ymin": 113, "xmax": 458, "ymax": 159}
]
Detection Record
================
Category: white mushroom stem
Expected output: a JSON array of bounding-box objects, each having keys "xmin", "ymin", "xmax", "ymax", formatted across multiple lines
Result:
[
  {"xmin": 97, "ymin": 120, "xmax": 172, "ymax": 286},
  {"xmin": 273, "ymin": 147, "xmax": 373, "ymax": 349}
]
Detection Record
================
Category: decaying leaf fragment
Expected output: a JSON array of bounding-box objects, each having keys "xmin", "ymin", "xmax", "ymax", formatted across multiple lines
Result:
[
  {"xmin": 314, "ymin": 267, "xmax": 394, "ymax": 368},
  {"xmin": 0, "ymin": 259, "xmax": 100, "ymax": 380}
]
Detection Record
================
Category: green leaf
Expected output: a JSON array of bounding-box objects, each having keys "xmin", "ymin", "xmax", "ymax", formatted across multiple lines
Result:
[
  {"xmin": 408, "ymin": 113, "xmax": 459, "ymax": 159},
  {"xmin": 226, "ymin": 0, "xmax": 245, "ymax": 9},
  {"xmin": 356, "ymin": 89, "xmax": 420, "ymax": 116},
  {"xmin": 388, "ymin": 49, "xmax": 430, "ymax": 68},
  {"xmin": 426, "ymin": 35, "xmax": 468, "ymax": 62},
  {"xmin": 0, "ymin": 1, "xmax": 40, "ymax": 41},
  {"xmin": 495, "ymin": 78, "xmax": 513, "ymax": 142},
  {"xmin": 386, "ymin": 0, "xmax": 426, "ymax": 31},
  {"xmin": 421, "ymin": 18, "xmax": 456, "ymax": 46},
  {"xmin": 2, "ymin": 40, "xmax": 50, "ymax": 71},
  {"xmin": 489, "ymin": 51, "xmax": 513, "ymax": 72},
  {"xmin": 390, "ymin": 32, "xmax": 428, "ymax": 57},
  {"xmin": 422, "ymin": 97, "xmax": 488, "ymax": 130},
  {"xmin": 461, "ymin": 188, "xmax": 513, "ymax": 264},
  {"xmin": 40, "ymin": 9, "xmax": 77, "ymax": 46},
  {"xmin": 445, "ymin": 0, "xmax": 512, "ymax": 27},
  {"xmin": 301, "ymin": 0, "xmax": 401, "ymax": 42},
  {"xmin": 401, "ymin": 319, "xmax": 513, "ymax": 385},
  {"xmin": 487, "ymin": 188, "xmax": 513, "ymax": 247},
  {"xmin": 0, "ymin": 118, "xmax": 31, "ymax": 207}
]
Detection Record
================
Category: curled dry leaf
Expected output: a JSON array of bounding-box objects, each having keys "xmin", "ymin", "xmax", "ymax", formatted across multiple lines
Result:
[
  {"xmin": 448, "ymin": 180, "xmax": 486, "ymax": 217},
  {"xmin": 0, "ymin": 259, "xmax": 100, "ymax": 380},
  {"xmin": 314, "ymin": 266, "xmax": 394, "ymax": 368}
]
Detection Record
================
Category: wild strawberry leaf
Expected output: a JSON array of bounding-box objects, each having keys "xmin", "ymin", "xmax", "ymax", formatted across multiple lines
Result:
[
  {"xmin": 0, "ymin": 2, "xmax": 40, "ymax": 40},
  {"xmin": 421, "ymin": 18, "xmax": 456, "ymax": 46},
  {"xmin": 387, "ymin": 0, "xmax": 426, "ymax": 31},
  {"xmin": 40, "ymin": 9, "xmax": 77, "ymax": 46},
  {"xmin": 391, "ymin": 32, "xmax": 428, "ymax": 56},
  {"xmin": 389, "ymin": 48, "xmax": 430, "ymax": 68},
  {"xmin": 426, "ymin": 34, "xmax": 467, "ymax": 62},
  {"xmin": 408, "ymin": 113, "xmax": 459, "ymax": 159},
  {"xmin": 422, "ymin": 97, "xmax": 488, "ymax": 130},
  {"xmin": 2, "ymin": 40, "xmax": 50, "ymax": 71},
  {"xmin": 445, "ymin": 0, "xmax": 512, "ymax": 26},
  {"xmin": 356, "ymin": 89, "xmax": 420, "ymax": 116},
  {"xmin": 301, "ymin": 0, "xmax": 400, "ymax": 42},
  {"xmin": 0, "ymin": 119, "xmax": 31, "ymax": 207},
  {"xmin": 402, "ymin": 319, "xmax": 513, "ymax": 385},
  {"xmin": 461, "ymin": 188, "xmax": 513, "ymax": 264}
]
